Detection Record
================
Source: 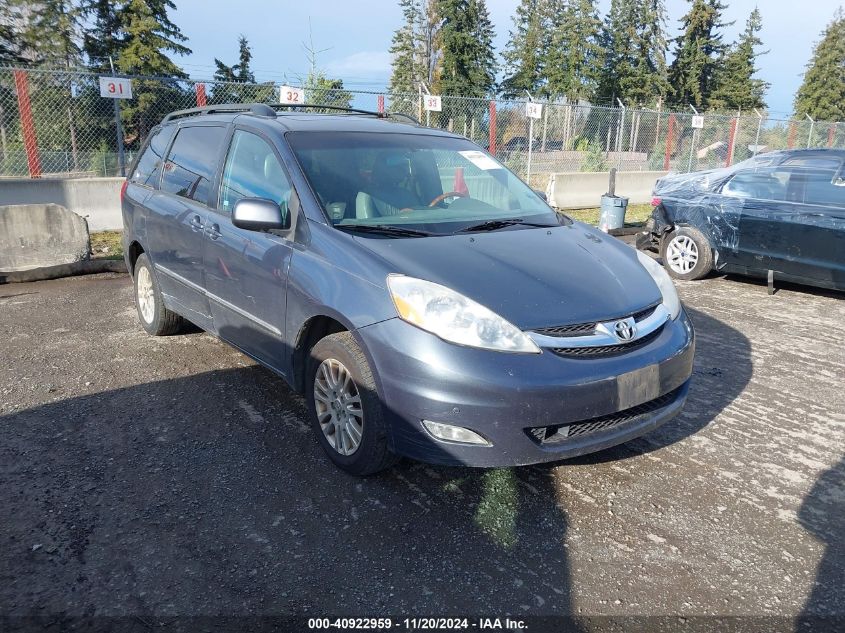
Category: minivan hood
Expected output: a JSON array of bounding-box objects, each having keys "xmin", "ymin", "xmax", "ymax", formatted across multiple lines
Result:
[{"xmin": 355, "ymin": 224, "xmax": 663, "ymax": 330}]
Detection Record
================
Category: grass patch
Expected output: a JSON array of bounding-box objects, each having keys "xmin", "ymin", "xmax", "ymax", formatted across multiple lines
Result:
[
  {"xmin": 90, "ymin": 230, "xmax": 124, "ymax": 260},
  {"xmin": 562, "ymin": 203, "xmax": 653, "ymax": 227},
  {"xmin": 474, "ymin": 469, "xmax": 519, "ymax": 549}
]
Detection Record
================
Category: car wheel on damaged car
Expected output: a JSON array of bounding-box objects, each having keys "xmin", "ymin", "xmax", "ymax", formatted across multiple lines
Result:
[
  {"xmin": 121, "ymin": 102, "xmax": 695, "ymax": 475},
  {"xmin": 660, "ymin": 227, "xmax": 714, "ymax": 281}
]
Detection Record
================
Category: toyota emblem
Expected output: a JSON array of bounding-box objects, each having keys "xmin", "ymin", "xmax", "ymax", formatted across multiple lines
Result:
[{"xmin": 614, "ymin": 319, "xmax": 635, "ymax": 341}]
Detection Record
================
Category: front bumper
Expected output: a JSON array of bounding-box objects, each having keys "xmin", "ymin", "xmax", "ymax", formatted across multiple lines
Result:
[{"xmin": 357, "ymin": 309, "xmax": 695, "ymax": 467}]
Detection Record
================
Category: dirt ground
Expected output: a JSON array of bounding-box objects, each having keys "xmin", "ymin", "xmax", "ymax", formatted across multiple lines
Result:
[{"xmin": 0, "ymin": 271, "xmax": 842, "ymax": 629}]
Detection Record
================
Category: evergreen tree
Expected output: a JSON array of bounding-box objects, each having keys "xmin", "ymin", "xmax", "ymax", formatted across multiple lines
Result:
[
  {"xmin": 389, "ymin": 0, "xmax": 423, "ymax": 97},
  {"xmin": 500, "ymin": 0, "xmax": 546, "ymax": 97},
  {"xmin": 436, "ymin": 0, "xmax": 496, "ymax": 97},
  {"xmin": 416, "ymin": 0, "xmax": 441, "ymax": 88},
  {"xmin": 545, "ymin": 0, "xmax": 603, "ymax": 101},
  {"xmin": 0, "ymin": 3, "xmax": 24, "ymax": 62},
  {"xmin": 214, "ymin": 35, "xmax": 255, "ymax": 83},
  {"xmin": 82, "ymin": 0, "xmax": 125, "ymax": 74},
  {"xmin": 17, "ymin": 0, "xmax": 83, "ymax": 67},
  {"xmin": 667, "ymin": 0, "xmax": 731, "ymax": 108},
  {"xmin": 597, "ymin": 0, "xmax": 669, "ymax": 106},
  {"xmin": 211, "ymin": 36, "xmax": 269, "ymax": 104},
  {"xmin": 117, "ymin": 0, "xmax": 191, "ymax": 139},
  {"xmin": 116, "ymin": 0, "xmax": 190, "ymax": 77},
  {"xmin": 710, "ymin": 8, "xmax": 767, "ymax": 111},
  {"xmin": 794, "ymin": 9, "xmax": 845, "ymax": 121}
]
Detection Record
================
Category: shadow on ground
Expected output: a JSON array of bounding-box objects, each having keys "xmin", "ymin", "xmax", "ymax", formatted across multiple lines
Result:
[
  {"xmin": 0, "ymin": 305, "xmax": 749, "ymax": 624},
  {"xmin": 797, "ymin": 455, "xmax": 845, "ymax": 631}
]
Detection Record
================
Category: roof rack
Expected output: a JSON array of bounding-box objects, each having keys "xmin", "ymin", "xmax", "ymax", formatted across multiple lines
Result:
[
  {"xmin": 161, "ymin": 102, "xmax": 421, "ymax": 125},
  {"xmin": 161, "ymin": 103, "xmax": 276, "ymax": 123}
]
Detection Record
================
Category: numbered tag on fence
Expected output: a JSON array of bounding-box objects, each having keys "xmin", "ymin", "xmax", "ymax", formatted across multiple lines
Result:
[
  {"xmin": 280, "ymin": 85, "xmax": 305, "ymax": 105},
  {"xmin": 99, "ymin": 77, "xmax": 132, "ymax": 99},
  {"xmin": 424, "ymin": 95, "xmax": 442, "ymax": 112},
  {"xmin": 691, "ymin": 115, "xmax": 704, "ymax": 129},
  {"xmin": 525, "ymin": 102, "xmax": 543, "ymax": 119}
]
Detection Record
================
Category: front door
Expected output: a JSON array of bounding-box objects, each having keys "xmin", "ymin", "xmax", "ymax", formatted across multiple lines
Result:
[{"xmin": 204, "ymin": 129, "xmax": 296, "ymax": 375}]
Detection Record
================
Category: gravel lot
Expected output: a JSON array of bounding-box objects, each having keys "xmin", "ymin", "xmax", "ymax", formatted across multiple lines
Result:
[{"xmin": 0, "ymin": 270, "xmax": 842, "ymax": 627}]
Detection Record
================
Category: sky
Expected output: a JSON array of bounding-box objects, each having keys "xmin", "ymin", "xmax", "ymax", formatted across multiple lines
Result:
[{"xmin": 171, "ymin": 0, "xmax": 844, "ymax": 117}]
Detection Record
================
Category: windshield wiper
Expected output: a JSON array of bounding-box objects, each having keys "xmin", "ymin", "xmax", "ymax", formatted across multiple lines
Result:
[
  {"xmin": 336, "ymin": 223, "xmax": 433, "ymax": 237},
  {"xmin": 455, "ymin": 218, "xmax": 558, "ymax": 233}
]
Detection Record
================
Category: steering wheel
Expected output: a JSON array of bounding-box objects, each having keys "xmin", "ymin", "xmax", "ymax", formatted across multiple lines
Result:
[{"xmin": 428, "ymin": 191, "xmax": 469, "ymax": 207}]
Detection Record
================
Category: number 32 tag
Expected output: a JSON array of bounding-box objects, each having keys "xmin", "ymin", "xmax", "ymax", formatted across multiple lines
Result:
[{"xmin": 279, "ymin": 86, "xmax": 304, "ymax": 105}]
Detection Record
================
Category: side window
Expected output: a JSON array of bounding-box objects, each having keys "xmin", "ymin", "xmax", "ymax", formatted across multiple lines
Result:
[
  {"xmin": 219, "ymin": 130, "xmax": 292, "ymax": 216},
  {"xmin": 782, "ymin": 156, "xmax": 842, "ymax": 171},
  {"xmin": 160, "ymin": 126, "xmax": 227, "ymax": 203},
  {"xmin": 802, "ymin": 169, "xmax": 845, "ymax": 208},
  {"xmin": 722, "ymin": 168, "xmax": 787, "ymax": 202},
  {"xmin": 130, "ymin": 125, "xmax": 174, "ymax": 188}
]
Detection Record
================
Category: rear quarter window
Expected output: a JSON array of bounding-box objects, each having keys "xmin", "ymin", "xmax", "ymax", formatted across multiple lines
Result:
[{"xmin": 130, "ymin": 126, "xmax": 175, "ymax": 188}]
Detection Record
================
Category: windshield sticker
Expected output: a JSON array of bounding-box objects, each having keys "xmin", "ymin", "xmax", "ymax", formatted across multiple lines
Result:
[{"xmin": 459, "ymin": 150, "xmax": 502, "ymax": 170}]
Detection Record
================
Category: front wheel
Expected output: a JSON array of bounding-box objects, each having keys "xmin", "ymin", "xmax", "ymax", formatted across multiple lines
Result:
[
  {"xmin": 306, "ymin": 332, "xmax": 397, "ymax": 476},
  {"xmin": 660, "ymin": 227, "xmax": 714, "ymax": 281}
]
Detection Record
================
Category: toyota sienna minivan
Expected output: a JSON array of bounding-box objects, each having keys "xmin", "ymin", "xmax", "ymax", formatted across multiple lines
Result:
[{"xmin": 122, "ymin": 102, "xmax": 695, "ymax": 475}]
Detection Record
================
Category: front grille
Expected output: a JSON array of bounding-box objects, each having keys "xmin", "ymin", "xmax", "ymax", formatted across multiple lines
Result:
[
  {"xmin": 526, "ymin": 385, "xmax": 684, "ymax": 445},
  {"xmin": 551, "ymin": 325, "xmax": 663, "ymax": 358},
  {"xmin": 533, "ymin": 304, "xmax": 659, "ymax": 339}
]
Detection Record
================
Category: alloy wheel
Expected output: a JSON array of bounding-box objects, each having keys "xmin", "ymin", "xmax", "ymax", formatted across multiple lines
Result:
[
  {"xmin": 313, "ymin": 358, "xmax": 364, "ymax": 456},
  {"xmin": 136, "ymin": 266, "xmax": 155, "ymax": 324}
]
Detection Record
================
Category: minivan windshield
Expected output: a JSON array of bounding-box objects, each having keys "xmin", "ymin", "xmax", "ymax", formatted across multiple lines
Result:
[{"xmin": 287, "ymin": 131, "xmax": 561, "ymax": 235}]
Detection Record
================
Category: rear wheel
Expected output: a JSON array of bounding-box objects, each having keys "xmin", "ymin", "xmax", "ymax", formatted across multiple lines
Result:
[
  {"xmin": 660, "ymin": 227, "xmax": 713, "ymax": 281},
  {"xmin": 306, "ymin": 331, "xmax": 397, "ymax": 475},
  {"xmin": 133, "ymin": 253, "xmax": 184, "ymax": 335}
]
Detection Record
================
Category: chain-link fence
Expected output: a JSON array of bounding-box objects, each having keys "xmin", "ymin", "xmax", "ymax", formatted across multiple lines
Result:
[{"xmin": 2, "ymin": 66, "xmax": 844, "ymax": 186}]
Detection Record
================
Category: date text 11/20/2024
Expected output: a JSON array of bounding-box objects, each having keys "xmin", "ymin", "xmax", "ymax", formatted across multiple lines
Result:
[{"xmin": 307, "ymin": 618, "xmax": 527, "ymax": 630}]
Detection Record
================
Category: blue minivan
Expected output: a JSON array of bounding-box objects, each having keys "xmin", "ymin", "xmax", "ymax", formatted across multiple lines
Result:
[{"xmin": 122, "ymin": 103, "xmax": 695, "ymax": 475}]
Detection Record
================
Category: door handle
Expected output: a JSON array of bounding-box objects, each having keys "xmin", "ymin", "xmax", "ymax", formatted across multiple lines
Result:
[
  {"xmin": 189, "ymin": 215, "xmax": 204, "ymax": 231},
  {"xmin": 206, "ymin": 223, "xmax": 221, "ymax": 240}
]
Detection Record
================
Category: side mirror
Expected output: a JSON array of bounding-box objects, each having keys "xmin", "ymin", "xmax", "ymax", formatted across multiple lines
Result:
[
  {"xmin": 534, "ymin": 189, "xmax": 548, "ymax": 202},
  {"xmin": 232, "ymin": 197, "xmax": 290, "ymax": 231}
]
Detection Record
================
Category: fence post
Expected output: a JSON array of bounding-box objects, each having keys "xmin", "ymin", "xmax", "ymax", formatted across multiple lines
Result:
[
  {"xmin": 805, "ymin": 114, "xmax": 815, "ymax": 148},
  {"xmin": 13, "ymin": 70, "xmax": 42, "ymax": 178},
  {"xmin": 753, "ymin": 109, "xmax": 763, "ymax": 156},
  {"xmin": 195, "ymin": 83, "xmax": 207, "ymax": 107},
  {"xmin": 725, "ymin": 117, "xmax": 738, "ymax": 167},
  {"xmin": 787, "ymin": 122, "xmax": 796, "ymax": 148},
  {"xmin": 829, "ymin": 124, "xmax": 837, "ymax": 148},
  {"xmin": 488, "ymin": 100, "xmax": 497, "ymax": 155},
  {"xmin": 377, "ymin": 95, "xmax": 384, "ymax": 114},
  {"xmin": 664, "ymin": 114, "xmax": 676, "ymax": 170}
]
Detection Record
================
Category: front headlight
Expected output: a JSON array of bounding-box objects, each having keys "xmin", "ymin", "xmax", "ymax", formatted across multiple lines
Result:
[
  {"xmin": 636, "ymin": 250, "xmax": 681, "ymax": 319},
  {"xmin": 386, "ymin": 275, "xmax": 541, "ymax": 353}
]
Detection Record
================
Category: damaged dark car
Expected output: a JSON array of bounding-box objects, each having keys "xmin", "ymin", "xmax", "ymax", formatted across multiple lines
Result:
[{"xmin": 637, "ymin": 149, "xmax": 845, "ymax": 292}]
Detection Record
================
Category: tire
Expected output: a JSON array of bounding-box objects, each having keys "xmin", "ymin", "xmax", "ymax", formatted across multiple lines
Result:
[
  {"xmin": 306, "ymin": 331, "xmax": 397, "ymax": 476},
  {"xmin": 133, "ymin": 253, "xmax": 185, "ymax": 336},
  {"xmin": 660, "ymin": 226, "xmax": 714, "ymax": 281}
]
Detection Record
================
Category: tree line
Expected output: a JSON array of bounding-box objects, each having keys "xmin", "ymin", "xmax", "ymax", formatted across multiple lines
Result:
[{"xmin": 389, "ymin": 0, "xmax": 845, "ymax": 121}]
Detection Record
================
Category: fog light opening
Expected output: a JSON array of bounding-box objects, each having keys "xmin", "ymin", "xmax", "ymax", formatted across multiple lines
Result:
[{"xmin": 422, "ymin": 420, "xmax": 491, "ymax": 446}]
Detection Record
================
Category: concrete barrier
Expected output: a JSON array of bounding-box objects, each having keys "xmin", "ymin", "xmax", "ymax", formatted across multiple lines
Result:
[
  {"xmin": 0, "ymin": 177, "xmax": 123, "ymax": 231},
  {"xmin": 0, "ymin": 204, "xmax": 90, "ymax": 272},
  {"xmin": 545, "ymin": 171, "xmax": 668, "ymax": 210}
]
